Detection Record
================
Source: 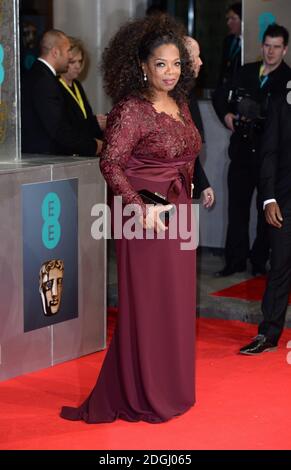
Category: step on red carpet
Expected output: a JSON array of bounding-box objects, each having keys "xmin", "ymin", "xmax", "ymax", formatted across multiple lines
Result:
[
  {"xmin": 0, "ymin": 313, "xmax": 291, "ymax": 450},
  {"xmin": 211, "ymin": 275, "xmax": 291, "ymax": 304}
]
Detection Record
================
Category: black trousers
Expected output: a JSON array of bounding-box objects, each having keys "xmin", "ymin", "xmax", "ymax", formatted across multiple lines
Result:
[
  {"xmin": 225, "ymin": 136, "xmax": 270, "ymax": 269},
  {"xmin": 259, "ymin": 207, "xmax": 291, "ymax": 344}
]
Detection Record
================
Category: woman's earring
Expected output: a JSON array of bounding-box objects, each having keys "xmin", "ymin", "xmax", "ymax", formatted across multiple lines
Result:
[{"xmin": 143, "ymin": 72, "xmax": 148, "ymax": 82}]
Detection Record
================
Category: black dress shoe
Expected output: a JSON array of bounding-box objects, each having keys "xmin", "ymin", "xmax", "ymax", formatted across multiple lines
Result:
[
  {"xmin": 214, "ymin": 264, "xmax": 246, "ymax": 277},
  {"xmin": 239, "ymin": 335, "xmax": 277, "ymax": 355}
]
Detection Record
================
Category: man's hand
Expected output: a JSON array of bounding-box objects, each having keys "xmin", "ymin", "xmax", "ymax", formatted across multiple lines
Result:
[
  {"xmin": 96, "ymin": 114, "xmax": 107, "ymax": 131},
  {"xmin": 264, "ymin": 201, "xmax": 283, "ymax": 228},
  {"xmin": 224, "ymin": 112, "xmax": 236, "ymax": 132},
  {"xmin": 96, "ymin": 139, "xmax": 103, "ymax": 155},
  {"xmin": 201, "ymin": 187, "xmax": 215, "ymax": 208}
]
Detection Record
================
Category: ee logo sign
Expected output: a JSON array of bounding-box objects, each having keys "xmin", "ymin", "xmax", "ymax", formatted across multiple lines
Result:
[
  {"xmin": 0, "ymin": 44, "xmax": 4, "ymax": 86},
  {"xmin": 41, "ymin": 192, "xmax": 61, "ymax": 249}
]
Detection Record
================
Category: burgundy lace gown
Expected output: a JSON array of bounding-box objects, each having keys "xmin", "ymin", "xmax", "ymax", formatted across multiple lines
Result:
[{"xmin": 61, "ymin": 95, "xmax": 201, "ymax": 423}]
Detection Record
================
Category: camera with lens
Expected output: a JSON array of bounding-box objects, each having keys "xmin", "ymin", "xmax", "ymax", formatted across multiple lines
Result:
[{"xmin": 228, "ymin": 88, "xmax": 270, "ymax": 140}]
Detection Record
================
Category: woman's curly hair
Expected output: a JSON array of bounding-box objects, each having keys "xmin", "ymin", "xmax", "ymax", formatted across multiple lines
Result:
[{"xmin": 101, "ymin": 15, "xmax": 194, "ymax": 104}]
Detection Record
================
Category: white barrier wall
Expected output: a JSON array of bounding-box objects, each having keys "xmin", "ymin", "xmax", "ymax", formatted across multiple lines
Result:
[{"xmin": 0, "ymin": 157, "xmax": 106, "ymax": 381}]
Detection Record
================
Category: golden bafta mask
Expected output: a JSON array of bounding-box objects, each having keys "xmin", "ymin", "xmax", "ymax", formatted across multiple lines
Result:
[{"xmin": 39, "ymin": 259, "xmax": 64, "ymax": 316}]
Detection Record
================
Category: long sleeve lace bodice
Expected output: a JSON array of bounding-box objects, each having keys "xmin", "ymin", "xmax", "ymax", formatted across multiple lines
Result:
[{"xmin": 100, "ymin": 95, "xmax": 202, "ymax": 207}]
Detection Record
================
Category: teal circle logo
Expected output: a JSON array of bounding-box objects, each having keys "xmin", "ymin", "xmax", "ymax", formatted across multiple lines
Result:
[
  {"xmin": 259, "ymin": 13, "xmax": 276, "ymax": 42},
  {"xmin": 0, "ymin": 44, "xmax": 4, "ymax": 85},
  {"xmin": 41, "ymin": 192, "xmax": 61, "ymax": 249}
]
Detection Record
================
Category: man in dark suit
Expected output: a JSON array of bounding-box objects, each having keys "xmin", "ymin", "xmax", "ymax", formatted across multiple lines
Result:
[
  {"xmin": 21, "ymin": 29, "xmax": 101, "ymax": 156},
  {"xmin": 239, "ymin": 92, "xmax": 291, "ymax": 354},
  {"xmin": 215, "ymin": 24, "xmax": 291, "ymax": 277},
  {"xmin": 212, "ymin": 2, "xmax": 242, "ymax": 122},
  {"xmin": 185, "ymin": 36, "xmax": 215, "ymax": 208}
]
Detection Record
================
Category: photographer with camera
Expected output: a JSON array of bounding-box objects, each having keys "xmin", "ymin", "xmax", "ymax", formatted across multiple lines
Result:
[{"xmin": 215, "ymin": 24, "xmax": 291, "ymax": 277}]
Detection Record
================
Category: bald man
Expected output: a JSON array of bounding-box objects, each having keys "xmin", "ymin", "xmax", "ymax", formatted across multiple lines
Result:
[
  {"xmin": 21, "ymin": 29, "xmax": 102, "ymax": 156},
  {"xmin": 184, "ymin": 36, "xmax": 203, "ymax": 79},
  {"xmin": 184, "ymin": 36, "xmax": 215, "ymax": 209}
]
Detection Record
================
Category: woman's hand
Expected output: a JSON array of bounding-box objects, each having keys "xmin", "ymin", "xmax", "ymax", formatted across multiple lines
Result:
[
  {"xmin": 139, "ymin": 204, "xmax": 173, "ymax": 233},
  {"xmin": 201, "ymin": 187, "xmax": 215, "ymax": 208}
]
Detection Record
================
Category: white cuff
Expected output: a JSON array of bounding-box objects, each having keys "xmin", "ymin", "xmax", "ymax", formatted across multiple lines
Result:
[{"xmin": 263, "ymin": 198, "xmax": 276, "ymax": 210}]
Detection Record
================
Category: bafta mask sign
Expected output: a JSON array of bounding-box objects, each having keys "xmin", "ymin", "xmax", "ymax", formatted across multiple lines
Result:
[
  {"xmin": 39, "ymin": 259, "xmax": 64, "ymax": 316},
  {"xmin": 22, "ymin": 179, "xmax": 78, "ymax": 332}
]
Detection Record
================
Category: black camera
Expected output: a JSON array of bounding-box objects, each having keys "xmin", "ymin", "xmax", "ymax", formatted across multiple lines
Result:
[{"xmin": 228, "ymin": 88, "xmax": 270, "ymax": 140}]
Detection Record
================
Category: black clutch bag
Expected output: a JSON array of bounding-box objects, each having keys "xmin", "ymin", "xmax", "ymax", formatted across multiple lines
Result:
[
  {"xmin": 138, "ymin": 189, "xmax": 170, "ymax": 206},
  {"xmin": 138, "ymin": 189, "xmax": 175, "ymax": 223}
]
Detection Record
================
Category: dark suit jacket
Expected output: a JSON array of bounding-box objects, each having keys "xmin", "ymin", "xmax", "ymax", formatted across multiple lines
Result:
[
  {"xmin": 189, "ymin": 87, "xmax": 205, "ymax": 143},
  {"xmin": 60, "ymin": 79, "xmax": 103, "ymax": 142},
  {"xmin": 193, "ymin": 158, "xmax": 210, "ymax": 198},
  {"xmin": 260, "ymin": 94, "xmax": 291, "ymax": 209},
  {"xmin": 213, "ymin": 59, "xmax": 291, "ymax": 126},
  {"xmin": 21, "ymin": 60, "xmax": 97, "ymax": 156},
  {"xmin": 212, "ymin": 34, "xmax": 242, "ymax": 121},
  {"xmin": 235, "ymin": 60, "xmax": 291, "ymax": 104},
  {"xmin": 218, "ymin": 34, "xmax": 242, "ymax": 87},
  {"xmin": 188, "ymin": 88, "xmax": 210, "ymax": 197},
  {"xmin": 232, "ymin": 61, "xmax": 291, "ymax": 162}
]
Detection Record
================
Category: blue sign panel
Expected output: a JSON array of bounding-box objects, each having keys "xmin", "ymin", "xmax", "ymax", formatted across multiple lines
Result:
[
  {"xmin": 258, "ymin": 12, "xmax": 276, "ymax": 42},
  {"xmin": 22, "ymin": 179, "xmax": 78, "ymax": 332},
  {"xmin": 0, "ymin": 44, "xmax": 4, "ymax": 85}
]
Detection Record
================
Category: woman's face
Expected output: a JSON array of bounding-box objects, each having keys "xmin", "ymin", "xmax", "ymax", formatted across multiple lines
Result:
[
  {"xmin": 64, "ymin": 50, "xmax": 84, "ymax": 81},
  {"xmin": 142, "ymin": 43, "xmax": 181, "ymax": 94}
]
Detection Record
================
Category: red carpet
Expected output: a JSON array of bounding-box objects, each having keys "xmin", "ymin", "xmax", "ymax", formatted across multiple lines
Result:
[
  {"xmin": 211, "ymin": 275, "xmax": 291, "ymax": 304},
  {"xmin": 1, "ymin": 311, "xmax": 291, "ymax": 450}
]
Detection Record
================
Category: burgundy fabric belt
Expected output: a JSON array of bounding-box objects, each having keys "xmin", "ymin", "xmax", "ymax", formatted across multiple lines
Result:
[{"xmin": 125, "ymin": 156, "xmax": 194, "ymax": 202}]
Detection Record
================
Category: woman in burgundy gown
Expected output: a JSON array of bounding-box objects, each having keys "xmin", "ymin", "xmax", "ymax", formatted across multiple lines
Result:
[{"xmin": 61, "ymin": 16, "xmax": 201, "ymax": 424}]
